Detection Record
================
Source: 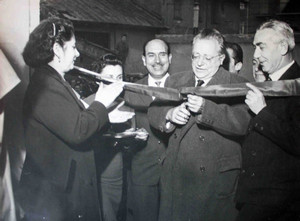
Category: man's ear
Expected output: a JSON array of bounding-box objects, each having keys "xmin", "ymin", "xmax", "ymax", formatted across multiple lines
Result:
[
  {"xmin": 279, "ymin": 40, "xmax": 289, "ymax": 55},
  {"xmin": 142, "ymin": 55, "xmax": 146, "ymax": 66},
  {"xmin": 235, "ymin": 62, "xmax": 243, "ymax": 72},
  {"xmin": 168, "ymin": 54, "xmax": 172, "ymax": 64},
  {"xmin": 219, "ymin": 54, "xmax": 226, "ymax": 64}
]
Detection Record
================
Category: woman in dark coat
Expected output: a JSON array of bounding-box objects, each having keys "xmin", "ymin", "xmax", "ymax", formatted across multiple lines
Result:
[{"xmin": 18, "ymin": 17, "xmax": 123, "ymax": 221}]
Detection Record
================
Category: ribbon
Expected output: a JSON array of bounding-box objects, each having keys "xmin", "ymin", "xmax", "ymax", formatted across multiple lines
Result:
[
  {"xmin": 74, "ymin": 66, "xmax": 182, "ymax": 101},
  {"xmin": 123, "ymin": 83, "xmax": 182, "ymax": 101},
  {"xmin": 74, "ymin": 66, "xmax": 300, "ymax": 101},
  {"xmin": 181, "ymin": 78, "xmax": 300, "ymax": 98}
]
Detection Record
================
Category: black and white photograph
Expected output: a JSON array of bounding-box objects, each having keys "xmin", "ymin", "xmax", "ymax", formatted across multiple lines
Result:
[{"xmin": 1, "ymin": 0, "xmax": 300, "ymax": 220}]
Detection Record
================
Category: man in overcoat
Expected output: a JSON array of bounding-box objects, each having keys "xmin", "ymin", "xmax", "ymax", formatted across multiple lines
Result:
[
  {"xmin": 148, "ymin": 29, "xmax": 251, "ymax": 221},
  {"xmin": 236, "ymin": 19, "xmax": 300, "ymax": 220},
  {"xmin": 124, "ymin": 39, "xmax": 171, "ymax": 221}
]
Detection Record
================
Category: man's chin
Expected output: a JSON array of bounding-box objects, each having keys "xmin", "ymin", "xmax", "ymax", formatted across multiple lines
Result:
[
  {"xmin": 150, "ymin": 72, "xmax": 167, "ymax": 78},
  {"xmin": 194, "ymin": 71, "xmax": 208, "ymax": 78},
  {"xmin": 261, "ymin": 66, "xmax": 268, "ymax": 73}
]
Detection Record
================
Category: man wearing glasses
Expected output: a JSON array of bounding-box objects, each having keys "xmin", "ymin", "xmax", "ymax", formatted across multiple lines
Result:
[{"xmin": 148, "ymin": 29, "xmax": 250, "ymax": 221}]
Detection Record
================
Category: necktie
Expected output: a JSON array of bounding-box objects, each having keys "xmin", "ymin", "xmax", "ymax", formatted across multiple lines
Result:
[
  {"xmin": 264, "ymin": 73, "xmax": 272, "ymax": 81},
  {"xmin": 155, "ymin": 81, "xmax": 161, "ymax": 87},
  {"xmin": 197, "ymin": 80, "xmax": 204, "ymax": 86}
]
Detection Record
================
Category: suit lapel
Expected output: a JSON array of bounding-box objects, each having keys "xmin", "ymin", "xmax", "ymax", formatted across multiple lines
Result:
[
  {"xmin": 177, "ymin": 73, "xmax": 198, "ymax": 139},
  {"xmin": 138, "ymin": 76, "xmax": 156, "ymax": 105},
  {"xmin": 177, "ymin": 68, "xmax": 227, "ymax": 141},
  {"xmin": 279, "ymin": 62, "xmax": 300, "ymax": 80},
  {"xmin": 45, "ymin": 66, "xmax": 86, "ymax": 109},
  {"xmin": 205, "ymin": 68, "xmax": 227, "ymax": 86},
  {"xmin": 186, "ymin": 72, "xmax": 196, "ymax": 87},
  {"xmin": 62, "ymin": 81, "xmax": 86, "ymax": 109}
]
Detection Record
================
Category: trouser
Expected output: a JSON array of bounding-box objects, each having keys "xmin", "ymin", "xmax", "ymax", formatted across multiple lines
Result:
[
  {"xmin": 99, "ymin": 152, "xmax": 124, "ymax": 221},
  {"xmin": 126, "ymin": 173, "xmax": 160, "ymax": 221}
]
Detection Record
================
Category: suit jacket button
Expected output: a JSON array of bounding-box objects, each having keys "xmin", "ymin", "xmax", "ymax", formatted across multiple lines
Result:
[
  {"xmin": 174, "ymin": 133, "xmax": 177, "ymax": 138},
  {"xmin": 241, "ymin": 169, "xmax": 246, "ymax": 174},
  {"xmin": 200, "ymin": 166, "xmax": 206, "ymax": 172},
  {"xmin": 260, "ymin": 126, "xmax": 264, "ymax": 130},
  {"xmin": 158, "ymin": 158, "xmax": 161, "ymax": 163},
  {"xmin": 251, "ymin": 151, "xmax": 257, "ymax": 156},
  {"xmin": 199, "ymin": 135, "xmax": 205, "ymax": 141},
  {"xmin": 251, "ymin": 172, "xmax": 255, "ymax": 177}
]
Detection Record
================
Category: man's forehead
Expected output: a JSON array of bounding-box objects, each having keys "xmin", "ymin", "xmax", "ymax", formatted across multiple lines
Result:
[
  {"xmin": 193, "ymin": 38, "xmax": 219, "ymax": 54},
  {"xmin": 145, "ymin": 40, "xmax": 168, "ymax": 53},
  {"xmin": 253, "ymin": 29, "xmax": 276, "ymax": 45}
]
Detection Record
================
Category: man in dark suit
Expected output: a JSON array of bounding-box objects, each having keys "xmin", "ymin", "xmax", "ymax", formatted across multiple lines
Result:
[
  {"xmin": 147, "ymin": 29, "xmax": 250, "ymax": 221},
  {"xmin": 236, "ymin": 20, "xmax": 300, "ymax": 220},
  {"xmin": 124, "ymin": 39, "xmax": 172, "ymax": 221}
]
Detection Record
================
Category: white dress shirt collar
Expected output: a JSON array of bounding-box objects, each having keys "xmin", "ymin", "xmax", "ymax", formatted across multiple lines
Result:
[
  {"xmin": 148, "ymin": 73, "xmax": 170, "ymax": 87},
  {"xmin": 194, "ymin": 76, "xmax": 212, "ymax": 87},
  {"xmin": 148, "ymin": 73, "xmax": 169, "ymax": 100}
]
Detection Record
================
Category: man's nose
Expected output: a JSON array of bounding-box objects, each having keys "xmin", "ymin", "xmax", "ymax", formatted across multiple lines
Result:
[
  {"xmin": 155, "ymin": 55, "xmax": 161, "ymax": 63},
  {"xmin": 197, "ymin": 56, "xmax": 205, "ymax": 65},
  {"xmin": 253, "ymin": 48, "xmax": 260, "ymax": 60}
]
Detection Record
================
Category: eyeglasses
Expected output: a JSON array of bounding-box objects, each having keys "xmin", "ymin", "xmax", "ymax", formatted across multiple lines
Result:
[{"xmin": 191, "ymin": 54, "xmax": 220, "ymax": 63}]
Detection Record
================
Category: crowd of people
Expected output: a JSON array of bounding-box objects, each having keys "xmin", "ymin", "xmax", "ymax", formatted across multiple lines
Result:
[{"xmin": 8, "ymin": 16, "xmax": 300, "ymax": 221}]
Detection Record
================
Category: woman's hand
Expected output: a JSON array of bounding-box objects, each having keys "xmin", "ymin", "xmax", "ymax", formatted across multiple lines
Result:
[
  {"xmin": 95, "ymin": 82, "xmax": 124, "ymax": 108},
  {"xmin": 133, "ymin": 128, "xmax": 149, "ymax": 141}
]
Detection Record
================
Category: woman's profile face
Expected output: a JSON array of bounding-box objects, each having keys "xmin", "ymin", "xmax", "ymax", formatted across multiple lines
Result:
[
  {"xmin": 60, "ymin": 36, "xmax": 80, "ymax": 72},
  {"xmin": 101, "ymin": 64, "xmax": 123, "ymax": 81}
]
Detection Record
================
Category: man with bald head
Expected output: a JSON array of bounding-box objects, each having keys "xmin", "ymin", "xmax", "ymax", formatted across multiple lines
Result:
[{"xmin": 124, "ymin": 38, "xmax": 172, "ymax": 221}]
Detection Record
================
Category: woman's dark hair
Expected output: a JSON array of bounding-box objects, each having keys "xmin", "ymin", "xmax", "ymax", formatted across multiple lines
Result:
[
  {"xmin": 90, "ymin": 53, "xmax": 123, "ymax": 73},
  {"xmin": 22, "ymin": 17, "xmax": 75, "ymax": 68}
]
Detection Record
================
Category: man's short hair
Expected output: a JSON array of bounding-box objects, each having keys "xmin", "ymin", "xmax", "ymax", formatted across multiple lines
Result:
[
  {"xmin": 257, "ymin": 19, "xmax": 295, "ymax": 51},
  {"xmin": 225, "ymin": 42, "xmax": 243, "ymax": 64},
  {"xmin": 192, "ymin": 28, "xmax": 226, "ymax": 56}
]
